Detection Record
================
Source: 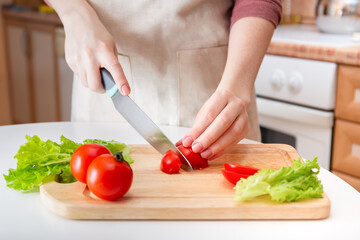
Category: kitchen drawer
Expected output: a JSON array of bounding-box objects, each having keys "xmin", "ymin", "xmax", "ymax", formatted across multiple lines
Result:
[
  {"xmin": 335, "ymin": 65, "xmax": 360, "ymax": 123},
  {"xmin": 332, "ymin": 170, "xmax": 360, "ymax": 192},
  {"xmin": 332, "ymin": 119, "xmax": 360, "ymax": 178}
]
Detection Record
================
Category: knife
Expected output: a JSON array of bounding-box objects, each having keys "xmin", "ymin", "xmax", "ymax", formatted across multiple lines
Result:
[{"xmin": 100, "ymin": 68, "xmax": 193, "ymax": 171}]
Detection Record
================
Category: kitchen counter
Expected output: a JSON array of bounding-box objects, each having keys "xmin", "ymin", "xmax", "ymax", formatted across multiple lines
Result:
[
  {"xmin": 1, "ymin": 122, "xmax": 360, "ymax": 240},
  {"xmin": 268, "ymin": 25, "xmax": 360, "ymax": 66}
]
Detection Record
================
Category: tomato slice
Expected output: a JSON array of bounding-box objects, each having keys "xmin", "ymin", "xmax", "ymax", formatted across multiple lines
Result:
[
  {"xmin": 224, "ymin": 163, "xmax": 259, "ymax": 175},
  {"xmin": 177, "ymin": 145, "xmax": 208, "ymax": 170},
  {"xmin": 160, "ymin": 150, "xmax": 181, "ymax": 174},
  {"xmin": 221, "ymin": 169, "xmax": 250, "ymax": 185}
]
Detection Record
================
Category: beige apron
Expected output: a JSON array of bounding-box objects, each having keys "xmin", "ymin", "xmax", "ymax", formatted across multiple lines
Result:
[{"xmin": 71, "ymin": 0, "xmax": 261, "ymax": 141}]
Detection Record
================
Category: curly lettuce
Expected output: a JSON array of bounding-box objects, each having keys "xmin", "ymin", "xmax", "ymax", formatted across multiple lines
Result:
[
  {"xmin": 3, "ymin": 135, "xmax": 133, "ymax": 192},
  {"xmin": 234, "ymin": 157, "xmax": 324, "ymax": 203}
]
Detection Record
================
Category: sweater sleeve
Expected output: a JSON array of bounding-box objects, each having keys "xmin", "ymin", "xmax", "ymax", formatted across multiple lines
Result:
[{"xmin": 231, "ymin": 0, "xmax": 282, "ymax": 28}]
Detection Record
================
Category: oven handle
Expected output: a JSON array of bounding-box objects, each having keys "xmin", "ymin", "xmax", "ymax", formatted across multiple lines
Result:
[{"xmin": 256, "ymin": 97, "xmax": 334, "ymax": 128}]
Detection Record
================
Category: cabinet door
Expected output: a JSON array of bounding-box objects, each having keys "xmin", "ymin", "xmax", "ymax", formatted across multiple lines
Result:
[
  {"xmin": 335, "ymin": 65, "xmax": 360, "ymax": 123},
  {"xmin": 6, "ymin": 24, "xmax": 33, "ymax": 123},
  {"xmin": 30, "ymin": 27, "xmax": 59, "ymax": 122},
  {"xmin": 332, "ymin": 119, "xmax": 360, "ymax": 178},
  {"xmin": 56, "ymin": 27, "xmax": 72, "ymax": 121}
]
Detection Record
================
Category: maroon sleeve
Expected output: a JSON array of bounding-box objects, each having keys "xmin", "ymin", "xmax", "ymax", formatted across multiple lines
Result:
[{"xmin": 231, "ymin": 0, "xmax": 282, "ymax": 28}]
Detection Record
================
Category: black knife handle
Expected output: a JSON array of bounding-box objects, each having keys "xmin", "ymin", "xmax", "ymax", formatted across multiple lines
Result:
[{"xmin": 100, "ymin": 68, "xmax": 118, "ymax": 97}]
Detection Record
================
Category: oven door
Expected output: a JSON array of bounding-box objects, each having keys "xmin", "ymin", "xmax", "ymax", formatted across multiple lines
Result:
[{"xmin": 256, "ymin": 97, "xmax": 334, "ymax": 170}]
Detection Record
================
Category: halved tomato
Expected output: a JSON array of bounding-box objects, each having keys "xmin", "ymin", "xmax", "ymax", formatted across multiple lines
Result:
[
  {"xmin": 161, "ymin": 150, "xmax": 181, "ymax": 174},
  {"xmin": 224, "ymin": 163, "xmax": 259, "ymax": 175},
  {"xmin": 221, "ymin": 169, "xmax": 250, "ymax": 185},
  {"xmin": 177, "ymin": 144, "xmax": 208, "ymax": 170}
]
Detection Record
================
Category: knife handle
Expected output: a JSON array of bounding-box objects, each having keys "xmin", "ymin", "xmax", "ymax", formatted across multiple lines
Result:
[{"xmin": 100, "ymin": 68, "xmax": 118, "ymax": 98}]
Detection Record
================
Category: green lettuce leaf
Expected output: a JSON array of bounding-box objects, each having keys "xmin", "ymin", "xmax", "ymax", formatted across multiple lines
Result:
[
  {"xmin": 3, "ymin": 135, "xmax": 134, "ymax": 192},
  {"xmin": 83, "ymin": 138, "xmax": 133, "ymax": 164},
  {"xmin": 234, "ymin": 157, "xmax": 324, "ymax": 203}
]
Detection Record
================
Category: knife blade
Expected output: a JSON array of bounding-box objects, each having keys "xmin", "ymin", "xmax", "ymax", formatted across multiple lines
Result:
[{"xmin": 100, "ymin": 68, "xmax": 193, "ymax": 171}]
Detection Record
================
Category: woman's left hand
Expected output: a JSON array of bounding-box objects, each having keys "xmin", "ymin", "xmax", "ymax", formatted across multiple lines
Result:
[{"xmin": 176, "ymin": 89, "xmax": 249, "ymax": 160}]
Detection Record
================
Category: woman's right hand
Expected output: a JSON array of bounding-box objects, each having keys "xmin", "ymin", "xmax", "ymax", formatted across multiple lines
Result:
[{"xmin": 49, "ymin": 0, "xmax": 130, "ymax": 95}]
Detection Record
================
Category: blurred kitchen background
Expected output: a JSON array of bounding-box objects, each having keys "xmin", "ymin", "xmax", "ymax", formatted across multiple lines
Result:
[{"xmin": 0, "ymin": 0, "xmax": 360, "ymax": 191}]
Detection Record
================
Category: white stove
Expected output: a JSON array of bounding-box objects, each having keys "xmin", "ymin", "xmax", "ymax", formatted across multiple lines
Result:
[{"xmin": 255, "ymin": 25, "xmax": 346, "ymax": 170}]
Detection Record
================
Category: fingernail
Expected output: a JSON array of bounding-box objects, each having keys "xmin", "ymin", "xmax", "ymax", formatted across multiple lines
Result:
[
  {"xmin": 182, "ymin": 137, "xmax": 193, "ymax": 147},
  {"xmin": 121, "ymin": 84, "xmax": 130, "ymax": 95},
  {"xmin": 192, "ymin": 142, "xmax": 203, "ymax": 153},
  {"xmin": 201, "ymin": 149, "xmax": 213, "ymax": 159}
]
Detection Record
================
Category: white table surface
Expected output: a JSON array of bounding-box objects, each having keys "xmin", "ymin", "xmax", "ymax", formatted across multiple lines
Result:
[{"xmin": 1, "ymin": 122, "xmax": 360, "ymax": 240}]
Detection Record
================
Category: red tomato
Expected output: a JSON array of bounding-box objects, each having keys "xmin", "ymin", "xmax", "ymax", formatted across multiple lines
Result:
[
  {"xmin": 161, "ymin": 150, "xmax": 181, "ymax": 174},
  {"xmin": 221, "ymin": 169, "xmax": 250, "ymax": 185},
  {"xmin": 224, "ymin": 163, "xmax": 259, "ymax": 175},
  {"xmin": 70, "ymin": 143, "xmax": 111, "ymax": 183},
  {"xmin": 177, "ymin": 145, "xmax": 208, "ymax": 170},
  {"xmin": 87, "ymin": 153, "xmax": 133, "ymax": 201}
]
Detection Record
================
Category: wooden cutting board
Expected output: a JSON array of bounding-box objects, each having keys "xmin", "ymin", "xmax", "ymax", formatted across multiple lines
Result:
[{"xmin": 40, "ymin": 144, "xmax": 330, "ymax": 220}]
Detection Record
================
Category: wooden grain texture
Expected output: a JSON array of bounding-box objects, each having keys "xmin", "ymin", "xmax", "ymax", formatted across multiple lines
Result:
[{"xmin": 40, "ymin": 144, "xmax": 330, "ymax": 220}]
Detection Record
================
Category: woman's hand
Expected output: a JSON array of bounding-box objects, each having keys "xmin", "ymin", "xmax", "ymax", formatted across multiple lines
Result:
[
  {"xmin": 178, "ymin": 17, "xmax": 275, "ymax": 160},
  {"xmin": 176, "ymin": 89, "xmax": 249, "ymax": 160},
  {"xmin": 49, "ymin": 0, "xmax": 130, "ymax": 94}
]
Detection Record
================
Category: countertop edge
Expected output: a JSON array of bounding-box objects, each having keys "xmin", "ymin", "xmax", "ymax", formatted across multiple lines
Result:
[{"xmin": 268, "ymin": 40, "xmax": 360, "ymax": 66}]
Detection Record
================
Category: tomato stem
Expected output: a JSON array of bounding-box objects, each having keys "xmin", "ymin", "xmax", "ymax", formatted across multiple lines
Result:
[{"xmin": 114, "ymin": 152, "xmax": 125, "ymax": 162}]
